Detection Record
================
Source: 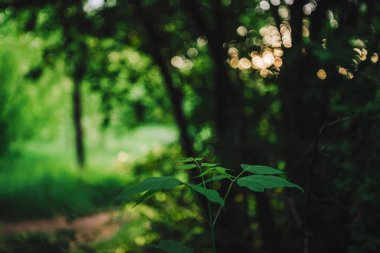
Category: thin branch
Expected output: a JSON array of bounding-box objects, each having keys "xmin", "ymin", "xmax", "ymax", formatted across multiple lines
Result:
[{"xmin": 212, "ymin": 169, "xmax": 246, "ymax": 227}]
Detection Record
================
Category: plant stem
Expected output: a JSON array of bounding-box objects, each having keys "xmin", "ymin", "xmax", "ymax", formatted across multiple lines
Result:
[
  {"xmin": 193, "ymin": 158, "xmax": 216, "ymax": 253},
  {"xmin": 210, "ymin": 223, "xmax": 216, "ymax": 253},
  {"xmin": 208, "ymin": 192, "xmax": 215, "ymax": 253},
  {"xmin": 193, "ymin": 159, "xmax": 246, "ymax": 253},
  {"xmin": 212, "ymin": 170, "xmax": 246, "ymax": 227},
  {"xmin": 193, "ymin": 158, "xmax": 207, "ymax": 189},
  {"xmin": 190, "ymin": 188, "xmax": 208, "ymax": 222}
]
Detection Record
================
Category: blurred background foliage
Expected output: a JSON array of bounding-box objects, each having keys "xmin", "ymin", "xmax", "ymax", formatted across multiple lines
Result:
[{"xmin": 0, "ymin": 0, "xmax": 380, "ymax": 252}]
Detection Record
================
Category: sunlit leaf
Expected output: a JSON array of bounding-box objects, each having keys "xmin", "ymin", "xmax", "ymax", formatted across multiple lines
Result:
[
  {"xmin": 241, "ymin": 164, "xmax": 285, "ymax": 175},
  {"xmin": 237, "ymin": 175, "xmax": 303, "ymax": 192},
  {"xmin": 187, "ymin": 183, "xmax": 224, "ymax": 206},
  {"xmin": 119, "ymin": 177, "xmax": 182, "ymax": 201},
  {"xmin": 180, "ymin": 157, "xmax": 203, "ymax": 163},
  {"xmin": 133, "ymin": 190, "xmax": 156, "ymax": 207},
  {"xmin": 180, "ymin": 158, "xmax": 194, "ymax": 163},
  {"xmin": 152, "ymin": 240, "xmax": 193, "ymax": 253},
  {"xmin": 201, "ymin": 163, "xmax": 220, "ymax": 168},
  {"xmin": 177, "ymin": 164, "xmax": 197, "ymax": 170}
]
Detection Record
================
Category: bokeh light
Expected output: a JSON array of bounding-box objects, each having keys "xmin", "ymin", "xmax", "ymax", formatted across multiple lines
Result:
[
  {"xmin": 316, "ymin": 69, "xmax": 327, "ymax": 80},
  {"xmin": 238, "ymin": 58, "xmax": 252, "ymax": 70},
  {"xmin": 371, "ymin": 53, "xmax": 379, "ymax": 63},
  {"xmin": 270, "ymin": 0, "xmax": 281, "ymax": 6},
  {"xmin": 237, "ymin": 26, "xmax": 248, "ymax": 37},
  {"xmin": 197, "ymin": 36, "xmax": 208, "ymax": 47},
  {"xmin": 259, "ymin": 1, "xmax": 270, "ymax": 11},
  {"xmin": 187, "ymin": 48, "xmax": 198, "ymax": 58}
]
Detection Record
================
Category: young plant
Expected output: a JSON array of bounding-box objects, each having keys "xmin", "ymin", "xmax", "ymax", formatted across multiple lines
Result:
[{"xmin": 119, "ymin": 157, "xmax": 303, "ymax": 253}]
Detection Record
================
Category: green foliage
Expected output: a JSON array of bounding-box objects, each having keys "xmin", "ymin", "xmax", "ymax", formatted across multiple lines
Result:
[
  {"xmin": 119, "ymin": 177, "xmax": 182, "ymax": 204},
  {"xmin": 237, "ymin": 175, "xmax": 303, "ymax": 193},
  {"xmin": 120, "ymin": 157, "xmax": 302, "ymax": 252},
  {"xmin": 180, "ymin": 158, "xmax": 203, "ymax": 163},
  {"xmin": 0, "ymin": 125, "xmax": 177, "ymax": 220},
  {"xmin": 0, "ymin": 162, "xmax": 127, "ymax": 220},
  {"xmin": 0, "ymin": 34, "xmax": 56, "ymax": 154},
  {"xmin": 200, "ymin": 163, "xmax": 220, "ymax": 168},
  {"xmin": 195, "ymin": 167, "xmax": 231, "ymax": 179},
  {"xmin": 186, "ymin": 183, "xmax": 224, "ymax": 206},
  {"xmin": 0, "ymin": 231, "xmax": 74, "ymax": 253},
  {"xmin": 152, "ymin": 240, "xmax": 193, "ymax": 253},
  {"xmin": 177, "ymin": 164, "xmax": 197, "ymax": 170},
  {"xmin": 241, "ymin": 164, "xmax": 285, "ymax": 175},
  {"xmin": 1, "ymin": 0, "xmax": 379, "ymax": 252}
]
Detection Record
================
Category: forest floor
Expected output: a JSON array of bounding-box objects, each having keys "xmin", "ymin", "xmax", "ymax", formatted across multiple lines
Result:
[
  {"xmin": 0, "ymin": 125, "xmax": 178, "ymax": 251},
  {"xmin": 0, "ymin": 210, "xmax": 126, "ymax": 245}
]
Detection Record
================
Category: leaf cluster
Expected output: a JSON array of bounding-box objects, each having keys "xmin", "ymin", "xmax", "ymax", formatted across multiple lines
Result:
[{"xmin": 118, "ymin": 157, "xmax": 302, "ymax": 252}]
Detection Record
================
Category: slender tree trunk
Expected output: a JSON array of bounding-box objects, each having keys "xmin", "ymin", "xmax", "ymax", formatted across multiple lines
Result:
[
  {"xmin": 59, "ymin": 2, "xmax": 87, "ymax": 168},
  {"xmin": 70, "ymin": 38, "xmax": 87, "ymax": 168},
  {"xmin": 131, "ymin": 0, "xmax": 194, "ymax": 157},
  {"xmin": 72, "ymin": 74, "xmax": 85, "ymax": 168}
]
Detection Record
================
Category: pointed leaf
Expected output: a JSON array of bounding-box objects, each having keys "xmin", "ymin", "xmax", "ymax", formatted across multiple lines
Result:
[
  {"xmin": 201, "ymin": 163, "xmax": 220, "ymax": 168},
  {"xmin": 180, "ymin": 157, "xmax": 203, "ymax": 163},
  {"xmin": 195, "ymin": 169, "xmax": 213, "ymax": 178},
  {"xmin": 203, "ymin": 175, "xmax": 231, "ymax": 184},
  {"xmin": 241, "ymin": 164, "xmax": 285, "ymax": 175},
  {"xmin": 194, "ymin": 167, "xmax": 218, "ymax": 177},
  {"xmin": 119, "ymin": 177, "xmax": 182, "ymax": 201},
  {"xmin": 195, "ymin": 167, "xmax": 232, "ymax": 180},
  {"xmin": 177, "ymin": 164, "xmax": 197, "ymax": 170},
  {"xmin": 187, "ymin": 183, "xmax": 224, "ymax": 206},
  {"xmin": 180, "ymin": 158, "xmax": 194, "ymax": 163},
  {"xmin": 237, "ymin": 175, "xmax": 303, "ymax": 192},
  {"xmin": 238, "ymin": 179, "xmax": 265, "ymax": 192},
  {"xmin": 151, "ymin": 240, "xmax": 193, "ymax": 253},
  {"xmin": 214, "ymin": 167, "xmax": 232, "ymax": 177},
  {"xmin": 133, "ymin": 190, "xmax": 157, "ymax": 207}
]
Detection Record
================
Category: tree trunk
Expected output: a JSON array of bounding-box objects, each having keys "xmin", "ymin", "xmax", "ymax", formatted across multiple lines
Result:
[
  {"xmin": 131, "ymin": 0, "xmax": 194, "ymax": 158},
  {"xmin": 59, "ymin": 3, "xmax": 88, "ymax": 169},
  {"xmin": 72, "ymin": 73, "xmax": 85, "ymax": 168}
]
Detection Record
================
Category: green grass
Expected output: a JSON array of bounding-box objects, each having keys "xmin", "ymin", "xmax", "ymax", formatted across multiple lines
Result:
[
  {"xmin": 0, "ymin": 124, "xmax": 178, "ymax": 221},
  {"xmin": 0, "ymin": 165, "xmax": 124, "ymax": 220},
  {"xmin": 87, "ymin": 124, "xmax": 178, "ymax": 170}
]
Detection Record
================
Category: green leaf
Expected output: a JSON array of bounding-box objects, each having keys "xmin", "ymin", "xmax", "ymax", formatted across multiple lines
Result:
[
  {"xmin": 203, "ymin": 175, "xmax": 231, "ymax": 184},
  {"xmin": 237, "ymin": 175, "xmax": 303, "ymax": 192},
  {"xmin": 177, "ymin": 164, "xmax": 197, "ymax": 170},
  {"xmin": 180, "ymin": 157, "xmax": 203, "ymax": 163},
  {"xmin": 195, "ymin": 169, "xmax": 213, "ymax": 178},
  {"xmin": 201, "ymin": 163, "xmax": 220, "ymax": 168},
  {"xmin": 180, "ymin": 158, "xmax": 194, "ymax": 163},
  {"xmin": 119, "ymin": 177, "xmax": 182, "ymax": 201},
  {"xmin": 214, "ymin": 167, "xmax": 232, "ymax": 177},
  {"xmin": 195, "ymin": 167, "xmax": 231, "ymax": 178},
  {"xmin": 133, "ymin": 190, "xmax": 157, "ymax": 207},
  {"xmin": 187, "ymin": 183, "xmax": 224, "ymax": 206},
  {"xmin": 241, "ymin": 164, "xmax": 285, "ymax": 175},
  {"xmin": 151, "ymin": 240, "xmax": 193, "ymax": 253}
]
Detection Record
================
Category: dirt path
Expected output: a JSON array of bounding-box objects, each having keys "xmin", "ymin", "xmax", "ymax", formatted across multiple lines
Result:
[{"xmin": 0, "ymin": 211, "xmax": 124, "ymax": 244}]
